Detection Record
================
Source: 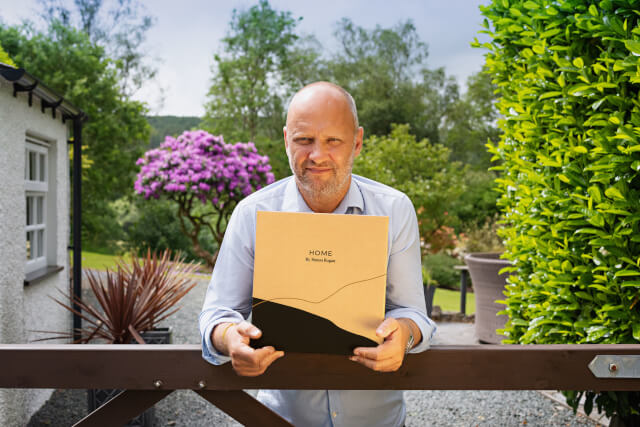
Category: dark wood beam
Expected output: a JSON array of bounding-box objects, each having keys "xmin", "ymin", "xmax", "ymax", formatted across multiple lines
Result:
[{"xmin": 0, "ymin": 344, "xmax": 639, "ymax": 391}]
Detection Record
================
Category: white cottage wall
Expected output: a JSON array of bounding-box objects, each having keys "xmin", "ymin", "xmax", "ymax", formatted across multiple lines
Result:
[{"xmin": 0, "ymin": 78, "xmax": 72, "ymax": 423}]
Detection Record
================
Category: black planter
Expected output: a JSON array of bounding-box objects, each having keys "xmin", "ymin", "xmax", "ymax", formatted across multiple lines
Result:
[
  {"xmin": 610, "ymin": 414, "xmax": 640, "ymax": 427},
  {"xmin": 88, "ymin": 328, "xmax": 172, "ymax": 426},
  {"xmin": 424, "ymin": 284, "xmax": 436, "ymax": 318}
]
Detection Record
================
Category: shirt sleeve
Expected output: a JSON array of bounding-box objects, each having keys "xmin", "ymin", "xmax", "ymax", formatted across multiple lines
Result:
[
  {"xmin": 199, "ymin": 202, "xmax": 256, "ymax": 365},
  {"xmin": 384, "ymin": 194, "xmax": 436, "ymax": 353}
]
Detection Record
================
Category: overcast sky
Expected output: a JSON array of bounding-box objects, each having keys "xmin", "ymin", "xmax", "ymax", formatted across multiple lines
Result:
[{"xmin": 1, "ymin": 0, "xmax": 491, "ymax": 116}]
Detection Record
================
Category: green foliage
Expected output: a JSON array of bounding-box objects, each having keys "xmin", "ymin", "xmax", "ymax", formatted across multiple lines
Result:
[
  {"xmin": 203, "ymin": 0, "xmax": 305, "ymax": 141},
  {"xmin": 1, "ymin": 21, "xmax": 150, "ymax": 249},
  {"xmin": 478, "ymin": 0, "xmax": 640, "ymax": 420},
  {"xmin": 440, "ymin": 69, "xmax": 502, "ymax": 169},
  {"xmin": 423, "ymin": 253, "xmax": 463, "ymax": 289},
  {"xmin": 327, "ymin": 19, "xmax": 458, "ymax": 143},
  {"xmin": 327, "ymin": 19, "xmax": 500, "ymax": 179},
  {"xmin": 124, "ymin": 198, "xmax": 215, "ymax": 263},
  {"xmin": 0, "ymin": 41, "xmax": 16, "ymax": 67},
  {"xmin": 354, "ymin": 124, "xmax": 467, "ymax": 250},
  {"xmin": 459, "ymin": 214, "xmax": 505, "ymax": 254},
  {"xmin": 204, "ymin": 10, "xmax": 501, "ymax": 181},
  {"xmin": 38, "ymin": 0, "xmax": 157, "ymax": 97},
  {"xmin": 147, "ymin": 115, "xmax": 202, "ymax": 148},
  {"xmin": 449, "ymin": 170, "xmax": 501, "ymax": 229}
]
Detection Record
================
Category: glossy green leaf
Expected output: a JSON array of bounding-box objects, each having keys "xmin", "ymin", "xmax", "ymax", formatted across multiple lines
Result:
[
  {"xmin": 624, "ymin": 40, "xmax": 640, "ymax": 55},
  {"xmin": 604, "ymin": 187, "xmax": 625, "ymax": 201}
]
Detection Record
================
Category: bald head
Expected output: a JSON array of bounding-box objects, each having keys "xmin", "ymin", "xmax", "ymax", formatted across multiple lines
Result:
[{"xmin": 286, "ymin": 82, "xmax": 359, "ymax": 131}]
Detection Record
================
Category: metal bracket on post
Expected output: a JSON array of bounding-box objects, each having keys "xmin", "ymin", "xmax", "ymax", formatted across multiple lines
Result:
[{"xmin": 589, "ymin": 355, "xmax": 640, "ymax": 378}]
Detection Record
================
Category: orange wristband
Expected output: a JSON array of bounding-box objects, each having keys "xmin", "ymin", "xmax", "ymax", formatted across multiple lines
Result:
[{"xmin": 221, "ymin": 322, "xmax": 236, "ymax": 343}]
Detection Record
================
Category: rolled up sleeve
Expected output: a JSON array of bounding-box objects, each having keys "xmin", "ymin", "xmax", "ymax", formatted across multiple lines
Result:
[{"xmin": 384, "ymin": 194, "xmax": 436, "ymax": 352}]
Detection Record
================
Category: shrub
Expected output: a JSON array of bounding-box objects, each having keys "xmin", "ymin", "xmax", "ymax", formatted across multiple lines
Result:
[
  {"xmin": 422, "ymin": 253, "xmax": 463, "ymax": 289},
  {"xmin": 125, "ymin": 198, "xmax": 215, "ymax": 263},
  {"xmin": 134, "ymin": 130, "xmax": 275, "ymax": 268},
  {"xmin": 354, "ymin": 124, "xmax": 467, "ymax": 255},
  {"xmin": 458, "ymin": 214, "xmax": 505, "ymax": 256},
  {"xmin": 478, "ymin": 0, "xmax": 640, "ymax": 422},
  {"xmin": 449, "ymin": 170, "xmax": 501, "ymax": 230}
]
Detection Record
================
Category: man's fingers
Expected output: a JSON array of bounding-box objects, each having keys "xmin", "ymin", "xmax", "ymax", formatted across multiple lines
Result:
[
  {"xmin": 231, "ymin": 345, "xmax": 284, "ymax": 376},
  {"xmin": 349, "ymin": 354, "xmax": 402, "ymax": 372},
  {"xmin": 260, "ymin": 348, "xmax": 285, "ymax": 369},
  {"xmin": 353, "ymin": 345, "xmax": 394, "ymax": 361}
]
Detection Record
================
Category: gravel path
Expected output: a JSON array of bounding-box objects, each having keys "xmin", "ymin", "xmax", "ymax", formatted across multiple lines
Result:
[{"xmin": 28, "ymin": 274, "xmax": 600, "ymax": 426}]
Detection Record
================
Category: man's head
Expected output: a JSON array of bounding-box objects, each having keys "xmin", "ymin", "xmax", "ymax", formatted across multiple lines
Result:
[{"xmin": 284, "ymin": 82, "xmax": 363, "ymax": 212}]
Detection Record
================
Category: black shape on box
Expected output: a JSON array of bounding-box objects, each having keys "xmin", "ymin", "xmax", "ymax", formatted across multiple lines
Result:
[{"xmin": 251, "ymin": 299, "xmax": 377, "ymax": 354}]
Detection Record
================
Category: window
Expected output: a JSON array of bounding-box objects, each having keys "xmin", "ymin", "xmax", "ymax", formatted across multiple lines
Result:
[{"xmin": 25, "ymin": 138, "xmax": 50, "ymax": 273}]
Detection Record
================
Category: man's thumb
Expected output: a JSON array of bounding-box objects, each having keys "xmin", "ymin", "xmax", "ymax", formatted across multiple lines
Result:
[{"xmin": 237, "ymin": 322, "xmax": 262, "ymax": 339}]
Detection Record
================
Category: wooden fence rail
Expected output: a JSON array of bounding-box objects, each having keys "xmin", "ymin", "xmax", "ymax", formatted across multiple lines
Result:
[{"xmin": 1, "ymin": 344, "xmax": 639, "ymax": 426}]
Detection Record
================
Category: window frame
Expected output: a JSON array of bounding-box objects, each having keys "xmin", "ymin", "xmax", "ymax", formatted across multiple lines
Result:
[{"xmin": 25, "ymin": 138, "xmax": 50, "ymax": 274}]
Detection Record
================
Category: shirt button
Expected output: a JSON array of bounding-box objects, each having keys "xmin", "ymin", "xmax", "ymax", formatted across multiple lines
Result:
[{"xmin": 332, "ymin": 411, "xmax": 337, "ymax": 418}]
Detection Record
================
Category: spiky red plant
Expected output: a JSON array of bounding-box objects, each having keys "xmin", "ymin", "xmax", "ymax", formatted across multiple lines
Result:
[{"xmin": 43, "ymin": 249, "xmax": 198, "ymax": 344}]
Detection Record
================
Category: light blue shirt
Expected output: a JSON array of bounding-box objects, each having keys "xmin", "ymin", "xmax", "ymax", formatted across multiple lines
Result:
[{"xmin": 199, "ymin": 174, "xmax": 436, "ymax": 427}]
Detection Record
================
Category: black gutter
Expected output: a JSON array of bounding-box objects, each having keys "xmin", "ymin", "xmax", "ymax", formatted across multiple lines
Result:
[{"xmin": 0, "ymin": 63, "xmax": 87, "ymax": 341}]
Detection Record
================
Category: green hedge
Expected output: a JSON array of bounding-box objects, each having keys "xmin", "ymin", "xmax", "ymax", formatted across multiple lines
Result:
[{"xmin": 478, "ymin": 0, "xmax": 640, "ymax": 422}]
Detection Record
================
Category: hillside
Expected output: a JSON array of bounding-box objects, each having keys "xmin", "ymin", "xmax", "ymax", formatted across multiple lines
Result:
[{"xmin": 147, "ymin": 115, "xmax": 202, "ymax": 147}]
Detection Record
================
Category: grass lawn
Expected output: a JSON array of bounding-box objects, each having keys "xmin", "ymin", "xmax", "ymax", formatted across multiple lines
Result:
[
  {"xmin": 70, "ymin": 251, "xmax": 130, "ymax": 271},
  {"xmin": 433, "ymin": 287, "xmax": 475, "ymax": 314},
  {"xmin": 74, "ymin": 251, "xmax": 210, "ymax": 280}
]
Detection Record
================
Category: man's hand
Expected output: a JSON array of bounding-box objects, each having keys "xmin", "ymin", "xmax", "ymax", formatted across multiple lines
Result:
[
  {"xmin": 349, "ymin": 318, "xmax": 419, "ymax": 372},
  {"xmin": 213, "ymin": 321, "xmax": 284, "ymax": 376}
]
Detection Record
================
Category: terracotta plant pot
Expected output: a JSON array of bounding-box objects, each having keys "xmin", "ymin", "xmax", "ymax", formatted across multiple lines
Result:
[{"xmin": 464, "ymin": 253, "xmax": 512, "ymax": 344}]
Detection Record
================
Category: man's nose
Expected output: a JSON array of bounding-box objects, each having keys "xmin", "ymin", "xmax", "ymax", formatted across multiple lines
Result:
[{"xmin": 308, "ymin": 142, "xmax": 329, "ymax": 163}]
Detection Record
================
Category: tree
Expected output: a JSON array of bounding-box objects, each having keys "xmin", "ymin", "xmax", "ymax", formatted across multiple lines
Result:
[
  {"xmin": 204, "ymin": 0, "xmax": 309, "ymax": 142},
  {"xmin": 353, "ymin": 124, "xmax": 467, "ymax": 253},
  {"xmin": 0, "ymin": 21, "xmax": 150, "ymax": 249},
  {"xmin": 440, "ymin": 68, "xmax": 502, "ymax": 169},
  {"xmin": 37, "ymin": 0, "xmax": 156, "ymax": 97},
  {"xmin": 326, "ymin": 19, "xmax": 459, "ymax": 143},
  {"xmin": 134, "ymin": 130, "xmax": 275, "ymax": 268}
]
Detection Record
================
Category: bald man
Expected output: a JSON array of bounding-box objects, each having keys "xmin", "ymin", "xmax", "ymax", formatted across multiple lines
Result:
[{"xmin": 200, "ymin": 82, "xmax": 435, "ymax": 426}]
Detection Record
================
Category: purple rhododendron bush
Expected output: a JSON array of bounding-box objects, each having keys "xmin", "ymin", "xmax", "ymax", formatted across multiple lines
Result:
[{"xmin": 135, "ymin": 130, "xmax": 275, "ymax": 268}]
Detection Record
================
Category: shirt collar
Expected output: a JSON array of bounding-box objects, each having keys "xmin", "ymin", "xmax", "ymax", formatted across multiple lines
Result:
[{"xmin": 282, "ymin": 176, "xmax": 364, "ymax": 214}]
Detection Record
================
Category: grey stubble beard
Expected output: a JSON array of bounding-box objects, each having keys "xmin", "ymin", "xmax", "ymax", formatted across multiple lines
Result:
[{"xmin": 287, "ymin": 148, "xmax": 355, "ymax": 203}]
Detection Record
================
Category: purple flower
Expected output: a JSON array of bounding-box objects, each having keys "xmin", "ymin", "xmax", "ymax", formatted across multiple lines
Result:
[{"xmin": 134, "ymin": 129, "xmax": 275, "ymax": 210}]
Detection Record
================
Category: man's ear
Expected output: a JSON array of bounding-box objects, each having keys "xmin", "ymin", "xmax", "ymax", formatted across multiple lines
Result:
[
  {"xmin": 283, "ymin": 126, "xmax": 289, "ymax": 150},
  {"xmin": 354, "ymin": 126, "xmax": 364, "ymax": 157}
]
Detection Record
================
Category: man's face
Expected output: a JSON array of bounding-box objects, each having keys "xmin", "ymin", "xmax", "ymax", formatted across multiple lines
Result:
[{"xmin": 284, "ymin": 87, "xmax": 363, "ymax": 199}]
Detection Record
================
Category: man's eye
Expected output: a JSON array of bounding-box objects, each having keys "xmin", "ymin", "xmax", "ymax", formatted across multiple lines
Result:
[
  {"xmin": 328, "ymin": 138, "xmax": 342, "ymax": 145},
  {"xmin": 295, "ymin": 138, "xmax": 312, "ymax": 144}
]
